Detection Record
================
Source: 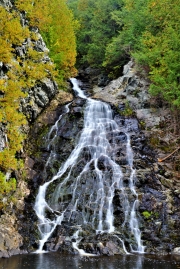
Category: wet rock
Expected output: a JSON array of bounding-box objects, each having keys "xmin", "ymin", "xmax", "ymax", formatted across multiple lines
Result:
[
  {"xmin": 16, "ymin": 59, "xmax": 180, "ymax": 256},
  {"xmin": 172, "ymin": 247, "xmax": 180, "ymax": 255},
  {"xmin": 72, "ymin": 107, "xmax": 83, "ymax": 116},
  {"xmin": 136, "ymin": 109, "xmax": 163, "ymax": 129},
  {"xmin": 92, "ymin": 60, "xmax": 150, "ymax": 111},
  {"xmin": 98, "ymin": 74, "xmax": 110, "ymax": 87}
]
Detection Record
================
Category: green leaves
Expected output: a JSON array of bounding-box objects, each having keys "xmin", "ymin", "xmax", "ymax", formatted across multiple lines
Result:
[
  {"xmin": 102, "ymin": 0, "xmax": 180, "ymax": 108},
  {"xmin": 40, "ymin": 0, "xmax": 77, "ymax": 81},
  {"xmin": 132, "ymin": 0, "xmax": 180, "ymax": 107},
  {"xmin": 70, "ymin": 0, "xmax": 123, "ymax": 67}
]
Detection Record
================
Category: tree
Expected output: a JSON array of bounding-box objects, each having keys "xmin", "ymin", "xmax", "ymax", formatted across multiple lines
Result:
[
  {"xmin": 41, "ymin": 0, "xmax": 77, "ymax": 81},
  {"xmin": 133, "ymin": 0, "xmax": 180, "ymax": 107},
  {"xmin": 69, "ymin": 0, "xmax": 123, "ymax": 67}
]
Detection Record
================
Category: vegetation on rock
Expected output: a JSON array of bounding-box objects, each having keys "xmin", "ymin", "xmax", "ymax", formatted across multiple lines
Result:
[
  {"xmin": 69, "ymin": 0, "xmax": 180, "ymax": 111},
  {"xmin": 16, "ymin": 0, "xmax": 78, "ymax": 82},
  {"xmin": 0, "ymin": 1, "xmax": 77, "ymax": 205}
]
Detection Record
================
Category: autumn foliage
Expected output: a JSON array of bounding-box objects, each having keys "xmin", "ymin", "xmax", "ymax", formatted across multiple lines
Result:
[
  {"xmin": 0, "ymin": 1, "xmax": 77, "ymax": 200},
  {"xmin": 16, "ymin": 0, "xmax": 77, "ymax": 80}
]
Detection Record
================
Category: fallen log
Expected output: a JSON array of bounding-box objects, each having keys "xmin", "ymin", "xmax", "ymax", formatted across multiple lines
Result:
[{"xmin": 158, "ymin": 147, "xmax": 180, "ymax": 162}]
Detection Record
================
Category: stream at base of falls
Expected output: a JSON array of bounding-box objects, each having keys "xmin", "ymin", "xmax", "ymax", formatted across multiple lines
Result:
[{"xmin": 1, "ymin": 253, "xmax": 180, "ymax": 269}]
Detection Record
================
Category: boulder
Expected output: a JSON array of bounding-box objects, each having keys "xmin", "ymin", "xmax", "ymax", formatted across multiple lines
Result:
[{"xmin": 172, "ymin": 247, "xmax": 180, "ymax": 255}]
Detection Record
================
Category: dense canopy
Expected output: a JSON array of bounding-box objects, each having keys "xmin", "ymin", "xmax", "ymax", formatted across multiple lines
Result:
[{"xmin": 68, "ymin": 0, "xmax": 180, "ymax": 107}]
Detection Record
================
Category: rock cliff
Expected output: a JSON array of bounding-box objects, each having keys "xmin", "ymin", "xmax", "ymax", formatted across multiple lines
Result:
[
  {"xmin": 0, "ymin": 0, "xmax": 180, "ymax": 257},
  {"xmin": 0, "ymin": 0, "xmax": 73, "ymax": 257},
  {"xmin": 18, "ymin": 61, "xmax": 180, "ymax": 255},
  {"xmin": 93, "ymin": 61, "xmax": 180, "ymax": 254}
]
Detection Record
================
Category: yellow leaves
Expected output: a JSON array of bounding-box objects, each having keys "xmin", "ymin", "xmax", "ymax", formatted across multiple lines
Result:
[
  {"xmin": 0, "ymin": 6, "xmax": 29, "ymax": 173},
  {"xmin": 15, "ymin": 0, "xmax": 52, "ymax": 30},
  {"xmin": 0, "ymin": 79, "xmax": 4, "ymax": 87},
  {"xmin": 0, "ymin": 96, "xmax": 26, "ymax": 171},
  {"xmin": 0, "ymin": 150, "xmax": 19, "ymax": 171},
  {"xmin": 16, "ymin": 0, "xmax": 77, "ymax": 79},
  {"xmin": 38, "ymin": 0, "xmax": 77, "ymax": 79},
  {"xmin": 15, "ymin": 0, "xmax": 34, "ymax": 14},
  {"xmin": 0, "ymin": 0, "xmax": 77, "ymax": 174},
  {"xmin": 0, "ymin": 6, "xmax": 29, "ymax": 46},
  {"xmin": 0, "ymin": 38, "xmax": 13, "ymax": 63},
  {"xmin": 5, "ymin": 19, "xmax": 28, "ymax": 45},
  {"xmin": 0, "ymin": 171, "xmax": 16, "ymax": 198},
  {"xmin": 0, "ymin": 6, "xmax": 29, "ymax": 64},
  {"xmin": 151, "ymin": 2, "xmax": 156, "ymax": 8},
  {"xmin": 124, "ymin": 0, "xmax": 135, "ymax": 11}
]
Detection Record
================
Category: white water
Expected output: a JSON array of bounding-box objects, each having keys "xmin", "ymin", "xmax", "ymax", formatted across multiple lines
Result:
[
  {"xmin": 126, "ymin": 134, "xmax": 145, "ymax": 253},
  {"xmin": 34, "ymin": 78, "xmax": 145, "ymax": 254},
  {"xmin": 72, "ymin": 230, "xmax": 97, "ymax": 256}
]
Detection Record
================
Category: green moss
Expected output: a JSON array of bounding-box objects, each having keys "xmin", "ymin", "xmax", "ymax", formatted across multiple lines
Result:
[
  {"xmin": 27, "ymin": 124, "xmax": 49, "ymax": 158},
  {"xmin": 116, "ymin": 102, "xmax": 134, "ymax": 117},
  {"xmin": 122, "ymin": 102, "xmax": 134, "ymax": 117},
  {"xmin": 142, "ymin": 210, "xmax": 159, "ymax": 220},
  {"xmin": 149, "ymin": 136, "xmax": 160, "ymax": 147},
  {"xmin": 142, "ymin": 211, "xmax": 152, "ymax": 219},
  {"xmin": 154, "ymin": 212, "xmax": 159, "ymax": 218},
  {"xmin": 0, "ymin": 172, "xmax": 17, "ymax": 210},
  {"xmin": 139, "ymin": 120, "xmax": 146, "ymax": 130}
]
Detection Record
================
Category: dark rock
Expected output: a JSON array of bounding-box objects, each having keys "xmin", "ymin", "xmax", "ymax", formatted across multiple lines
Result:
[
  {"xmin": 10, "ymin": 59, "xmax": 180, "ymax": 256},
  {"xmin": 98, "ymin": 74, "xmax": 110, "ymax": 87}
]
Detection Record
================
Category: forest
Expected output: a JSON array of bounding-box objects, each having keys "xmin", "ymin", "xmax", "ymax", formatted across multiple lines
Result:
[
  {"xmin": 0, "ymin": 0, "xmax": 180, "ymax": 206},
  {"xmin": 68, "ymin": 0, "xmax": 180, "ymax": 109}
]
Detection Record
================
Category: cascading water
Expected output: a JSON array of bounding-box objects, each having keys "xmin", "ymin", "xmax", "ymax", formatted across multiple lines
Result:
[
  {"xmin": 34, "ymin": 103, "xmax": 71, "ymax": 253},
  {"xmin": 126, "ymin": 134, "xmax": 145, "ymax": 253},
  {"xmin": 34, "ymin": 78, "xmax": 145, "ymax": 254}
]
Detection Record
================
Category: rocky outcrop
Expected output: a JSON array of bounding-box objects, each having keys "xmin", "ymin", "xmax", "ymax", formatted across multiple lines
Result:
[
  {"xmin": 15, "ymin": 60, "xmax": 180, "ymax": 256},
  {"xmin": 0, "ymin": 89, "xmax": 73, "ymax": 258},
  {"xmin": 0, "ymin": 217, "xmax": 23, "ymax": 258},
  {"xmin": 93, "ymin": 61, "xmax": 149, "ymax": 108},
  {"xmin": 93, "ymin": 60, "xmax": 171, "ymax": 132},
  {"xmin": 0, "ymin": 9, "xmax": 179, "ymax": 256},
  {"xmin": 92, "ymin": 60, "xmax": 180, "ymax": 254},
  {"xmin": 0, "ymin": 124, "xmax": 7, "ymax": 152},
  {"xmin": 21, "ymin": 78, "xmax": 58, "ymax": 122},
  {"xmin": 0, "ymin": 0, "xmax": 72, "ymax": 258},
  {"xmin": 0, "ymin": 0, "xmax": 12, "ymax": 8},
  {"xmin": 0, "ymin": 1, "xmax": 58, "ymax": 123},
  {"xmin": 0, "ymin": 180, "xmax": 30, "ymax": 258},
  {"xmin": 78, "ymin": 67, "xmax": 110, "ymax": 88},
  {"xmin": 1, "ymin": 51, "xmax": 180, "ymax": 257},
  {"xmin": 17, "ymin": 31, "xmax": 58, "ymax": 122}
]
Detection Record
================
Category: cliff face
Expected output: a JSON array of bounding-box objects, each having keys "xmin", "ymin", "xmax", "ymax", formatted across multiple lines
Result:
[
  {"xmin": 0, "ymin": 2, "xmax": 58, "ymax": 123},
  {"xmin": 92, "ymin": 61, "xmax": 180, "ymax": 254},
  {"xmin": 18, "ymin": 62, "xmax": 180, "ymax": 256},
  {"xmin": 0, "ymin": 0, "xmax": 180, "ymax": 258},
  {"xmin": 0, "ymin": 0, "xmax": 72, "ymax": 257}
]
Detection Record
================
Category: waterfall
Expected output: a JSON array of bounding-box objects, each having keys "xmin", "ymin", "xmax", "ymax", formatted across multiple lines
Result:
[
  {"xmin": 34, "ymin": 78, "xmax": 145, "ymax": 254},
  {"xmin": 126, "ymin": 134, "xmax": 145, "ymax": 253}
]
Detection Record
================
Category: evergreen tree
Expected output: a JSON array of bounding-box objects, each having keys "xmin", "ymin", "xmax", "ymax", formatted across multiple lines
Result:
[{"xmin": 70, "ymin": 0, "xmax": 123, "ymax": 67}]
